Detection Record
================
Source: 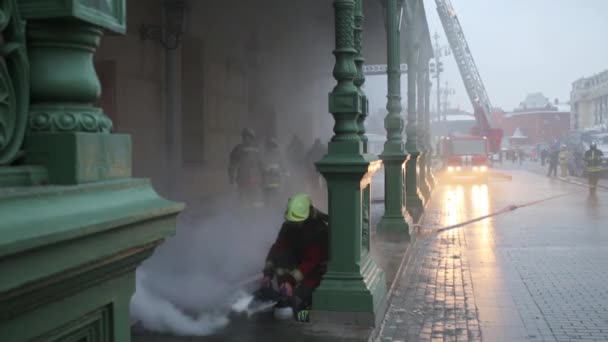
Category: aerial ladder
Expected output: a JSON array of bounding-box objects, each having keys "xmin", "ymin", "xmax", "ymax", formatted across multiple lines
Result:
[{"xmin": 434, "ymin": 0, "xmax": 503, "ymax": 153}]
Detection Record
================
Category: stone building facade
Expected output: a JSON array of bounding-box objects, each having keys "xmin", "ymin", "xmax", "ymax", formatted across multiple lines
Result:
[{"xmin": 571, "ymin": 70, "xmax": 608, "ymax": 131}]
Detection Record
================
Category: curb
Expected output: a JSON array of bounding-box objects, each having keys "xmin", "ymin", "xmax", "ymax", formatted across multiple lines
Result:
[
  {"xmin": 369, "ymin": 185, "xmax": 436, "ymax": 342},
  {"xmin": 555, "ymin": 176, "xmax": 608, "ymax": 191}
]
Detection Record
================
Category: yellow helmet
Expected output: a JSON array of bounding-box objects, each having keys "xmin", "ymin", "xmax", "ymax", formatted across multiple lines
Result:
[{"xmin": 285, "ymin": 193, "xmax": 312, "ymax": 222}]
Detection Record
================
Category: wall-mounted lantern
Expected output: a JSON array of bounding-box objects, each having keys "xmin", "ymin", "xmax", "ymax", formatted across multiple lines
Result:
[{"xmin": 140, "ymin": 0, "xmax": 189, "ymax": 50}]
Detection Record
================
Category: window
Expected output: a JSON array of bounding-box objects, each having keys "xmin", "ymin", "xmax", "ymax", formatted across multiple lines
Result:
[{"xmin": 448, "ymin": 139, "xmax": 488, "ymax": 155}]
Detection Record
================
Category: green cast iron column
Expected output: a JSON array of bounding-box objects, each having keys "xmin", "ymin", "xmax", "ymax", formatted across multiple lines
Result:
[
  {"xmin": 417, "ymin": 63, "xmax": 431, "ymax": 202},
  {"xmin": 354, "ymin": 0, "xmax": 372, "ymax": 249},
  {"xmin": 23, "ymin": 18, "xmax": 125, "ymax": 184},
  {"xmin": 0, "ymin": 2, "xmax": 183, "ymax": 341},
  {"xmin": 27, "ymin": 22, "xmax": 112, "ymax": 134},
  {"xmin": 313, "ymin": 0, "xmax": 387, "ymax": 326},
  {"xmin": 377, "ymin": 0, "xmax": 409, "ymax": 234},
  {"xmin": 405, "ymin": 39, "xmax": 424, "ymax": 219},
  {"xmin": 425, "ymin": 69, "xmax": 436, "ymax": 188}
]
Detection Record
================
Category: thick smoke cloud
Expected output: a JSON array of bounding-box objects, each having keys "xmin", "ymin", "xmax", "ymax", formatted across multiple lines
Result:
[{"xmin": 130, "ymin": 195, "xmax": 285, "ymax": 336}]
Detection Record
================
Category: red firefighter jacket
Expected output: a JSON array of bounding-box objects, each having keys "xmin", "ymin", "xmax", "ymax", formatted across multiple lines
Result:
[{"xmin": 264, "ymin": 209, "xmax": 329, "ymax": 287}]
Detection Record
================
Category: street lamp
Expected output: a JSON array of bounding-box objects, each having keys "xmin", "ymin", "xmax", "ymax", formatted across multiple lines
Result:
[
  {"xmin": 433, "ymin": 32, "xmax": 450, "ymax": 121},
  {"xmin": 140, "ymin": 0, "xmax": 189, "ymax": 50}
]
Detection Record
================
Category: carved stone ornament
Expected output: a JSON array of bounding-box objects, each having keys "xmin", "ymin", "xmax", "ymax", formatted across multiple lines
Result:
[{"xmin": 0, "ymin": 0, "xmax": 29, "ymax": 165}]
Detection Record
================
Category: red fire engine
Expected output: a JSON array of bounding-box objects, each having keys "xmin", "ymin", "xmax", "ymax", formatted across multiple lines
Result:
[
  {"xmin": 440, "ymin": 134, "xmax": 490, "ymax": 181},
  {"xmin": 435, "ymin": 0, "xmax": 503, "ymax": 154}
]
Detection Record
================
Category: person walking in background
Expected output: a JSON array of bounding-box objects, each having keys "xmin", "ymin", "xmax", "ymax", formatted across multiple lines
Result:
[
  {"xmin": 228, "ymin": 128, "xmax": 264, "ymax": 208},
  {"xmin": 540, "ymin": 148, "xmax": 548, "ymax": 166},
  {"xmin": 261, "ymin": 138, "xmax": 287, "ymax": 208},
  {"xmin": 559, "ymin": 145, "xmax": 569, "ymax": 178},
  {"xmin": 547, "ymin": 147, "xmax": 559, "ymax": 177}
]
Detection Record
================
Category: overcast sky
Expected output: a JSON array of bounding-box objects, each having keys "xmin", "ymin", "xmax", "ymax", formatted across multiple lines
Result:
[{"xmin": 366, "ymin": 0, "xmax": 608, "ymax": 114}]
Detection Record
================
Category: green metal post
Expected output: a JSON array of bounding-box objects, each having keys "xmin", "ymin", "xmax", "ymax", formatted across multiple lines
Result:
[
  {"xmin": 417, "ymin": 64, "xmax": 431, "ymax": 202},
  {"xmin": 405, "ymin": 26, "xmax": 424, "ymax": 219},
  {"xmin": 377, "ymin": 0, "xmax": 409, "ymax": 234},
  {"xmin": 354, "ymin": 0, "xmax": 372, "ymax": 252},
  {"xmin": 313, "ymin": 0, "xmax": 387, "ymax": 326},
  {"xmin": 425, "ymin": 69, "xmax": 436, "ymax": 188}
]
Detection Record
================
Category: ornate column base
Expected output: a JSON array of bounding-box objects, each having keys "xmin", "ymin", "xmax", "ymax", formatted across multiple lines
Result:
[
  {"xmin": 25, "ymin": 132, "xmax": 131, "ymax": 184},
  {"xmin": 313, "ymin": 252, "xmax": 387, "ymax": 327},
  {"xmin": 406, "ymin": 152, "xmax": 424, "ymax": 222},
  {"xmin": 313, "ymin": 156, "xmax": 387, "ymax": 327},
  {"xmin": 0, "ymin": 179, "xmax": 183, "ymax": 340},
  {"xmin": 377, "ymin": 156, "xmax": 409, "ymax": 235}
]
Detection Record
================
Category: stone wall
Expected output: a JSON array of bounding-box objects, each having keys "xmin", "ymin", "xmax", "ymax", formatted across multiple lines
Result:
[{"xmin": 93, "ymin": 0, "xmax": 391, "ymax": 203}]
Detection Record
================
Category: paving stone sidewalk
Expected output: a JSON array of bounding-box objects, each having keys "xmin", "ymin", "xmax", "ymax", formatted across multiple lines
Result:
[
  {"xmin": 379, "ymin": 170, "xmax": 608, "ymax": 342},
  {"xmin": 379, "ymin": 224, "xmax": 482, "ymax": 342}
]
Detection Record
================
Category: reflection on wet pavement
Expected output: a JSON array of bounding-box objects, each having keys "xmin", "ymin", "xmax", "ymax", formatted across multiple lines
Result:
[{"xmin": 382, "ymin": 170, "xmax": 608, "ymax": 342}]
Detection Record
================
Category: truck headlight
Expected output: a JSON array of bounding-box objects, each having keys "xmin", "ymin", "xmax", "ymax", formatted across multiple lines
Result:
[
  {"xmin": 456, "ymin": 166, "xmax": 462, "ymax": 171},
  {"xmin": 473, "ymin": 166, "xmax": 479, "ymax": 172},
  {"xmin": 447, "ymin": 166, "xmax": 454, "ymax": 172},
  {"xmin": 480, "ymin": 166, "xmax": 488, "ymax": 172}
]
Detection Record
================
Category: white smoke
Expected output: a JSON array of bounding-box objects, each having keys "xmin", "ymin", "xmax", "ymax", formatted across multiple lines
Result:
[
  {"xmin": 129, "ymin": 197, "xmax": 285, "ymax": 336},
  {"xmin": 130, "ymin": 271, "xmax": 230, "ymax": 336}
]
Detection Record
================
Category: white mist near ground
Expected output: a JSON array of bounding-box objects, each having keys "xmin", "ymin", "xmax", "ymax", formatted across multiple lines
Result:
[
  {"xmin": 129, "ymin": 195, "xmax": 286, "ymax": 336},
  {"xmin": 131, "ymin": 270, "xmax": 230, "ymax": 336}
]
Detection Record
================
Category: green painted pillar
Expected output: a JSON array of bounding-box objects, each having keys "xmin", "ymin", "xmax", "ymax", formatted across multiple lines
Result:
[
  {"xmin": 425, "ymin": 69, "xmax": 436, "ymax": 189},
  {"xmin": 312, "ymin": 0, "xmax": 386, "ymax": 327},
  {"xmin": 0, "ymin": 1, "xmax": 182, "ymax": 340},
  {"xmin": 354, "ymin": 0, "xmax": 372, "ymax": 245},
  {"xmin": 377, "ymin": 0, "xmax": 409, "ymax": 234},
  {"xmin": 405, "ymin": 40, "xmax": 424, "ymax": 219},
  {"xmin": 417, "ymin": 64, "xmax": 431, "ymax": 202}
]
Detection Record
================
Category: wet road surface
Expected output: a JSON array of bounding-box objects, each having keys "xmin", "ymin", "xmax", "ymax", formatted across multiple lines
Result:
[{"xmin": 381, "ymin": 170, "xmax": 608, "ymax": 342}]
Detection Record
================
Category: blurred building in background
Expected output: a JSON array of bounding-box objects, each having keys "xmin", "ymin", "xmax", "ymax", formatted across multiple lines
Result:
[
  {"xmin": 571, "ymin": 70, "xmax": 608, "ymax": 131},
  {"xmin": 501, "ymin": 93, "xmax": 570, "ymax": 145}
]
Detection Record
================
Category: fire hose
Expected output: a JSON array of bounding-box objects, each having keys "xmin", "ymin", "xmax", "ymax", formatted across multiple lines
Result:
[{"xmin": 414, "ymin": 189, "xmax": 588, "ymax": 234}]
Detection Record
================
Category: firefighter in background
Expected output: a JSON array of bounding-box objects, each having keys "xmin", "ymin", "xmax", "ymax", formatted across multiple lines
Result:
[
  {"xmin": 228, "ymin": 128, "xmax": 264, "ymax": 208},
  {"xmin": 305, "ymin": 139, "xmax": 327, "ymax": 206},
  {"xmin": 261, "ymin": 138, "xmax": 286, "ymax": 208},
  {"xmin": 547, "ymin": 147, "xmax": 559, "ymax": 177},
  {"xmin": 584, "ymin": 143, "xmax": 604, "ymax": 195},
  {"xmin": 559, "ymin": 144, "xmax": 569, "ymax": 178},
  {"xmin": 255, "ymin": 193, "xmax": 329, "ymax": 322}
]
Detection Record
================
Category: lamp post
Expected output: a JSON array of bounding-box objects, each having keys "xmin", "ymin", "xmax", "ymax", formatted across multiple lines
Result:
[
  {"xmin": 140, "ymin": 0, "xmax": 189, "ymax": 197},
  {"xmin": 377, "ymin": 0, "xmax": 409, "ymax": 234},
  {"xmin": 430, "ymin": 32, "xmax": 450, "ymax": 121}
]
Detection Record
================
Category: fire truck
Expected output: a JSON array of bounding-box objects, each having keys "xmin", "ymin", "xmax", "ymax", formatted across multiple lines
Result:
[
  {"xmin": 434, "ymin": 0, "xmax": 503, "ymax": 160},
  {"xmin": 439, "ymin": 134, "xmax": 490, "ymax": 181}
]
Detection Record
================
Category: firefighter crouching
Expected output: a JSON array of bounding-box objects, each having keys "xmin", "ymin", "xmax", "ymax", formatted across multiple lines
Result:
[
  {"xmin": 584, "ymin": 143, "xmax": 604, "ymax": 195},
  {"xmin": 228, "ymin": 128, "xmax": 264, "ymax": 208},
  {"xmin": 262, "ymin": 138, "xmax": 286, "ymax": 208},
  {"xmin": 254, "ymin": 193, "xmax": 329, "ymax": 322}
]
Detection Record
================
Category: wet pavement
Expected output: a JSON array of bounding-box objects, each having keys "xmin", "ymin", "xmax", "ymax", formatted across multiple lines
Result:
[{"xmin": 380, "ymin": 170, "xmax": 608, "ymax": 342}]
